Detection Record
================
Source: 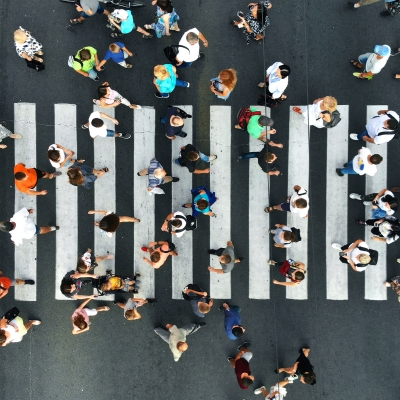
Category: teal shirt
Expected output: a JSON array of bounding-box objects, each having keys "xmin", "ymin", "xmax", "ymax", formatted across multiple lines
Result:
[
  {"xmin": 246, "ymin": 107, "xmax": 264, "ymax": 139},
  {"xmin": 156, "ymin": 64, "xmax": 176, "ymax": 94}
]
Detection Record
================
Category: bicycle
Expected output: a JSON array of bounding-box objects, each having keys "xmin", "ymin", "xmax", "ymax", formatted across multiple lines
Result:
[{"xmin": 60, "ymin": 0, "xmax": 145, "ymax": 9}]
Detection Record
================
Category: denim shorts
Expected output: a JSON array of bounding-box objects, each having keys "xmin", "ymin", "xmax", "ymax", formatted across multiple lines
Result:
[
  {"xmin": 106, "ymin": 129, "xmax": 115, "ymax": 137},
  {"xmin": 34, "ymin": 225, "xmax": 40, "ymax": 235}
]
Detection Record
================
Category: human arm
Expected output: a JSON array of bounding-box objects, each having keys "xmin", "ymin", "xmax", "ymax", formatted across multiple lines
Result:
[
  {"xmin": 373, "ymin": 189, "xmax": 387, "ymax": 202},
  {"xmin": 0, "ymin": 289, "xmax": 9, "ymax": 299},
  {"xmin": 142, "ymin": 256, "xmax": 155, "ymax": 267},
  {"xmin": 208, "ymin": 266, "xmax": 224, "ymax": 274},
  {"xmin": 74, "ymin": 68, "xmax": 91, "ymax": 78},
  {"xmin": 268, "ymin": 140, "xmax": 283, "ymax": 148},
  {"xmin": 342, "ymin": 239, "xmax": 363, "ymax": 253},
  {"xmin": 377, "ymin": 110, "xmax": 389, "ymax": 115},
  {"xmin": 272, "ymin": 279, "xmax": 298, "ymax": 286},
  {"xmin": 72, "ymin": 325, "xmax": 90, "ymax": 335},
  {"xmin": 161, "ymin": 213, "xmax": 174, "ymax": 232},
  {"xmin": 72, "ymin": 294, "xmax": 98, "ymax": 299},
  {"xmin": 122, "ymin": 46, "xmax": 133, "ymax": 57},
  {"xmin": 209, "ymin": 82, "xmax": 230, "ymax": 97},
  {"xmin": 267, "ymin": 129, "xmax": 276, "ymax": 134},
  {"xmin": 88, "ymin": 210, "xmax": 108, "ymax": 215},
  {"xmin": 96, "ymin": 59, "xmax": 106, "ymax": 71},
  {"xmin": 193, "ymin": 168, "xmax": 210, "ymax": 174},
  {"xmin": 346, "ymin": 258, "xmax": 358, "ymax": 272},
  {"xmin": 227, "ymin": 240, "xmax": 233, "ymax": 247},
  {"xmin": 185, "ymin": 288, "xmax": 207, "ymax": 297},
  {"xmin": 99, "ymin": 112, "xmax": 118, "ymax": 125},
  {"xmin": 198, "ymin": 31, "xmax": 208, "ymax": 47},
  {"xmin": 70, "ymin": 273, "xmax": 99, "ymax": 279},
  {"xmin": 25, "ymin": 189, "xmax": 47, "ymax": 196}
]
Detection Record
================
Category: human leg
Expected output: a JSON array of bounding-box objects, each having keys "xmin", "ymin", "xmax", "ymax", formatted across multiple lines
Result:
[
  {"xmin": 84, "ymin": 308, "xmax": 98, "ymax": 317},
  {"xmin": 359, "ymin": 0, "xmax": 380, "ymax": 5},
  {"xmin": 357, "ymin": 130, "xmax": 369, "ymax": 141},
  {"xmin": 87, "ymin": 69, "xmax": 99, "ymax": 81},
  {"xmin": 24, "ymin": 319, "xmax": 41, "ymax": 331},
  {"xmin": 175, "ymin": 79, "xmax": 189, "ymax": 88},
  {"xmin": 341, "ymin": 160, "xmax": 357, "ymax": 174},
  {"xmin": 154, "ymin": 327, "xmax": 171, "ymax": 343},
  {"xmin": 198, "ymin": 151, "xmax": 210, "ymax": 162},
  {"xmin": 137, "ymin": 168, "xmax": 149, "ymax": 176},
  {"xmin": 181, "ymin": 323, "xmax": 203, "ymax": 335},
  {"xmin": 361, "ymin": 193, "xmax": 377, "ymax": 202},
  {"xmin": 240, "ymin": 152, "xmax": 260, "ymax": 159},
  {"xmin": 119, "ymin": 216, "xmax": 140, "ymax": 223},
  {"xmin": 38, "ymin": 226, "xmax": 59, "ymax": 234}
]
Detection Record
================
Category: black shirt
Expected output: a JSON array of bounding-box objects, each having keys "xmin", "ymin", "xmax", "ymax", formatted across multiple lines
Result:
[
  {"xmin": 257, "ymin": 142, "xmax": 274, "ymax": 173},
  {"xmin": 165, "ymin": 107, "xmax": 186, "ymax": 138},
  {"xmin": 61, "ymin": 270, "xmax": 82, "ymax": 298},
  {"xmin": 177, "ymin": 144, "xmax": 201, "ymax": 173}
]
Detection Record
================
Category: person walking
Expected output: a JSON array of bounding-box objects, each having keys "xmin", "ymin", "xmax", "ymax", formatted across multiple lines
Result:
[
  {"xmin": 210, "ymin": 69, "xmax": 237, "ymax": 100},
  {"xmin": 0, "ymin": 314, "xmax": 41, "ymax": 347},
  {"xmin": 235, "ymin": 110, "xmax": 276, "ymax": 142},
  {"xmin": 174, "ymin": 28, "xmax": 208, "ymax": 68},
  {"xmin": 0, "ymin": 208, "xmax": 58, "ymax": 246},
  {"xmin": 237, "ymin": 139, "xmax": 283, "ymax": 176},
  {"xmin": 174, "ymin": 144, "xmax": 217, "ymax": 174},
  {"xmin": 93, "ymin": 82, "xmax": 141, "ymax": 109},
  {"xmin": 349, "ymin": 188, "xmax": 397, "ymax": 218},
  {"xmin": 270, "ymin": 224, "xmax": 297, "ymax": 248},
  {"xmin": 14, "ymin": 27, "xmax": 44, "ymax": 65},
  {"xmin": 60, "ymin": 270, "xmax": 100, "ymax": 299},
  {"xmin": 76, "ymin": 247, "xmax": 114, "ymax": 273},
  {"xmin": 265, "ymin": 185, "xmax": 309, "ymax": 218},
  {"xmin": 182, "ymin": 284, "xmax": 213, "ymax": 317},
  {"xmin": 347, "ymin": 0, "xmax": 400, "ymax": 16},
  {"xmin": 161, "ymin": 211, "xmax": 196, "ymax": 237},
  {"xmin": 254, "ymin": 381, "xmax": 290, "ymax": 398},
  {"xmin": 0, "ymin": 123, "xmax": 22, "ymax": 150},
  {"xmin": 14, "ymin": 163, "xmax": 61, "ymax": 196},
  {"xmin": 208, "ymin": 240, "xmax": 244, "ymax": 274},
  {"xmin": 107, "ymin": 9, "xmax": 152, "ymax": 39},
  {"xmin": 71, "ymin": 46, "xmax": 102, "ymax": 81},
  {"xmin": 154, "ymin": 322, "xmax": 205, "ymax": 361},
  {"xmin": 350, "ymin": 44, "xmax": 391, "ymax": 79},
  {"xmin": 97, "ymin": 42, "xmax": 134, "ymax": 70},
  {"xmin": 349, "ymin": 109, "xmax": 399, "ymax": 144},
  {"xmin": 182, "ymin": 186, "xmax": 217, "ymax": 217},
  {"xmin": 160, "ymin": 105, "xmax": 191, "ymax": 139},
  {"xmin": 82, "ymin": 111, "xmax": 131, "ymax": 139},
  {"xmin": 153, "ymin": 64, "xmax": 189, "ymax": 98},
  {"xmin": 67, "ymin": 161, "xmax": 108, "ymax": 189},
  {"xmin": 142, "ymin": 240, "xmax": 178, "ymax": 269},
  {"xmin": 356, "ymin": 217, "xmax": 400, "ymax": 244},
  {"xmin": 220, "ymin": 302, "xmax": 245, "ymax": 340},
  {"xmin": 336, "ymin": 147, "xmax": 382, "ymax": 176},
  {"xmin": 69, "ymin": 0, "xmax": 110, "ymax": 25},
  {"xmin": 144, "ymin": 0, "xmax": 180, "ymax": 38},
  {"xmin": 47, "ymin": 144, "xmax": 77, "ymax": 169},
  {"xmin": 71, "ymin": 297, "xmax": 109, "ymax": 335},
  {"xmin": 331, "ymin": 240, "xmax": 373, "ymax": 272},
  {"xmin": 268, "ymin": 259, "xmax": 306, "ymax": 287},
  {"xmin": 88, "ymin": 210, "xmax": 140, "ymax": 237},
  {"xmin": 114, "ymin": 297, "xmax": 154, "ymax": 320},
  {"xmin": 292, "ymin": 96, "xmax": 338, "ymax": 128},
  {"xmin": 227, "ymin": 342, "xmax": 254, "ymax": 389},
  {"xmin": 0, "ymin": 272, "xmax": 35, "ymax": 299}
]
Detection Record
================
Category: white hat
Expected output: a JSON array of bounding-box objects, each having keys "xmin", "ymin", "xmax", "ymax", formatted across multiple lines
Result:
[{"xmin": 112, "ymin": 9, "xmax": 128, "ymax": 19}]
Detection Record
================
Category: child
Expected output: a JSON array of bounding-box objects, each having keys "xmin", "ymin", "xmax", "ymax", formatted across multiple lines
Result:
[
  {"xmin": 97, "ymin": 42, "xmax": 133, "ymax": 70},
  {"xmin": 107, "ymin": 9, "xmax": 152, "ymax": 39}
]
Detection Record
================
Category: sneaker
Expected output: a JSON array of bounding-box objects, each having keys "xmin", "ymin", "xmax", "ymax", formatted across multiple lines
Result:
[
  {"xmin": 24, "ymin": 280, "xmax": 35, "ymax": 285},
  {"xmin": 132, "ymin": 289, "xmax": 139, "ymax": 294},
  {"xmin": 254, "ymin": 386, "xmax": 266, "ymax": 395},
  {"xmin": 186, "ymin": 82, "xmax": 190, "ymax": 88},
  {"xmin": 143, "ymin": 34, "xmax": 153, "ymax": 39},
  {"xmin": 336, "ymin": 168, "xmax": 344, "ymax": 177},
  {"xmin": 237, "ymin": 341, "xmax": 250, "ymax": 351},
  {"xmin": 172, "ymin": 177, "xmax": 179, "ymax": 182},
  {"xmin": 227, "ymin": 357, "xmax": 234, "ymax": 363},
  {"xmin": 30, "ymin": 320, "xmax": 41, "ymax": 326},
  {"xmin": 397, "ymin": 258, "xmax": 400, "ymax": 264},
  {"xmin": 349, "ymin": 193, "xmax": 362, "ymax": 200},
  {"xmin": 146, "ymin": 298, "xmax": 157, "ymax": 303},
  {"xmin": 51, "ymin": 226, "xmax": 60, "ymax": 231},
  {"xmin": 198, "ymin": 52, "xmax": 205, "ymax": 58},
  {"xmin": 126, "ymin": 64, "xmax": 133, "ymax": 69},
  {"xmin": 267, "ymin": 260, "xmax": 276, "ymax": 265},
  {"xmin": 118, "ymin": 133, "xmax": 131, "ymax": 139},
  {"xmin": 356, "ymin": 219, "xmax": 366, "ymax": 225},
  {"xmin": 363, "ymin": 201, "xmax": 373, "ymax": 206},
  {"xmin": 285, "ymin": 374, "xmax": 298, "ymax": 382},
  {"xmin": 179, "ymin": 132, "xmax": 188, "ymax": 138},
  {"xmin": 198, "ymin": 322, "xmax": 206, "ymax": 326},
  {"xmin": 155, "ymin": 92, "xmax": 169, "ymax": 98},
  {"xmin": 99, "ymin": 66, "xmax": 105, "ymax": 71},
  {"xmin": 208, "ymin": 249, "xmax": 217, "ymax": 255},
  {"xmin": 51, "ymin": 172, "xmax": 62, "ymax": 178},
  {"xmin": 81, "ymin": 124, "xmax": 88, "ymax": 129},
  {"xmin": 331, "ymin": 243, "xmax": 342, "ymax": 250},
  {"xmin": 94, "ymin": 76, "xmax": 100, "ymax": 82},
  {"xmin": 349, "ymin": 133, "xmax": 358, "ymax": 140},
  {"xmin": 237, "ymin": 155, "xmax": 243, "ymax": 162},
  {"xmin": 346, "ymin": 1, "xmax": 358, "ymax": 8},
  {"xmin": 141, "ymin": 246, "xmax": 149, "ymax": 252}
]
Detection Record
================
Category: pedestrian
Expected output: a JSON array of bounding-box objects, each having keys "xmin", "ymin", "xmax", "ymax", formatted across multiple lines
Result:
[
  {"xmin": 174, "ymin": 28, "xmax": 208, "ymax": 68},
  {"xmin": 0, "ymin": 208, "xmax": 59, "ymax": 246},
  {"xmin": 60, "ymin": 270, "xmax": 99, "ymax": 299},
  {"xmin": 174, "ymin": 144, "xmax": 217, "ymax": 174},
  {"xmin": 231, "ymin": 1, "xmax": 272, "ymax": 44},
  {"xmin": 160, "ymin": 105, "xmax": 191, "ymax": 139},
  {"xmin": 76, "ymin": 247, "xmax": 114, "ymax": 273},
  {"xmin": 331, "ymin": 240, "xmax": 373, "ymax": 272},
  {"xmin": 137, "ymin": 157, "xmax": 179, "ymax": 193},
  {"xmin": 254, "ymin": 381, "xmax": 290, "ymax": 398},
  {"xmin": 257, "ymin": 62, "xmax": 290, "ymax": 107},
  {"xmin": 356, "ymin": 217, "xmax": 400, "ymax": 244},
  {"xmin": 69, "ymin": 0, "xmax": 110, "ymax": 25},
  {"xmin": 70, "ymin": 46, "xmax": 102, "ymax": 81},
  {"xmin": 349, "ymin": 109, "xmax": 399, "ymax": 144},
  {"xmin": 208, "ymin": 240, "xmax": 244, "ymax": 274},
  {"xmin": 67, "ymin": 161, "xmax": 108, "ymax": 190},
  {"xmin": 237, "ymin": 139, "xmax": 283, "ymax": 176},
  {"xmin": 14, "ymin": 162, "xmax": 61, "ymax": 196},
  {"xmin": 270, "ymin": 224, "xmax": 297, "ymax": 248},
  {"xmin": 144, "ymin": 0, "xmax": 180, "ymax": 38},
  {"xmin": 227, "ymin": 342, "xmax": 254, "ymax": 389},
  {"xmin": 220, "ymin": 302, "xmax": 245, "ymax": 340},
  {"xmin": 265, "ymin": 185, "xmax": 309, "ymax": 218},
  {"xmin": 107, "ymin": 9, "xmax": 152, "ymax": 39},
  {"xmin": 182, "ymin": 186, "xmax": 218, "ymax": 217},
  {"xmin": 276, "ymin": 347, "xmax": 316, "ymax": 385},
  {"xmin": 209, "ymin": 69, "xmax": 237, "ymax": 100},
  {"xmin": 114, "ymin": 297, "xmax": 154, "ymax": 320},
  {"xmin": 88, "ymin": 210, "xmax": 140, "ymax": 237},
  {"xmin": 235, "ymin": 109, "xmax": 276, "ymax": 142},
  {"xmin": 349, "ymin": 188, "xmax": 397, "ymax": 218},
  {"xmin": 97, "ymin": 42, "xmax": 134, "ymax": 70},
  {"xmin": 347, "ymin": 0, "xmax": 400, "ymax": 16},
  {"xmin": 0, "ymin": 123, "xmax": 22, "ymax": 149},
  {"xmin": 0, "ymin": 272, "xmax": 35, "ymax": 299},
  {"xmin": 71, "ymin": 297, "xmax": 109, "ymax": 335},
  {"xmin": 82, "ymin": 111, "xmax": 131, "ymax": 139},
  {"xmin": 14, "ymin": 27, "xmax": 44, "ymax": 65},
  {"xmin": 153, "ymin": 64, "xmax": 189, "ymax": 99},
  {"xmin": 154, "ymin": 322, "xmax": 205, "ymax": 361},
  {"xmin": 93, "ymin": 82, "xmax": 141, "ymax": 109},
  {"xmin": 351, "ymin": 44, "xmax": 391, "ymax": 79},
  {"xmin": 47, "ymin": 144, "xmax": 77, "ymax": 169},
  {"xmin": 268, "ymin": 259, "xmax": 306, "ymax": 287},
  {"xmin": 292, "ymin": 96, "xmax": 338, "ymax": 128},
  {"xmin": 182, "ymin": 284, "xmax": 213, "ymax": 317},
  {"xmin": 161, "ymin": 211, "xmax": 197, "ymax": 237},
  {"xmin": 142, "ymin": 240, "xmax": 178, "ymax": 269},
  {"xmin": 336, "ymin": 147, "xmax": 382, "ymax": 177},
  {"xmin": 384, "ymin": 275, "xmax": 400, "ymax": 301},
  {"xmin": 0, "ymin": 314, "xmax": 41, "ymax": 347}
]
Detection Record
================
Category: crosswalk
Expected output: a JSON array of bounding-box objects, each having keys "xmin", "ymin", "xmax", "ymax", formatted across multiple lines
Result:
[{"xmin": 10, "ymin": 103, "xmax": 393, "ymax": 301}]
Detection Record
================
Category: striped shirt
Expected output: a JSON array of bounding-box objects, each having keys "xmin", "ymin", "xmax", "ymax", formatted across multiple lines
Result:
[{"xmin": 148, "ymin": 158, "xmax": 164, "ymax": 189}]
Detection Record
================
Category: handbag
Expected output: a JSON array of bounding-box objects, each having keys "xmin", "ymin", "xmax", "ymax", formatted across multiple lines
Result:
[
  {"xmin": 25, "ymin": 59, "xmax": 45, "ymax": 72},
  {"xmin": 163, "ymin": 45, "xmax": 189, "ymax": 65},
  {"xmin": 2, "ymin": 307, "xmax": 20, "ymax": 323}
]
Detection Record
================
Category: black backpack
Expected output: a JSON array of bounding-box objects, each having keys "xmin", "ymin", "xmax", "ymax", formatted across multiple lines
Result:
[
  {"xmin": 358, "ymin": 246, "xmax": 379, "ymax": 266},
  {"xmin": 182, "ymin": 283, "xmax": 203, "ymax": 301},
  {"xmin": 377, "ymin": 112, "xmax": 400, "ymax": 139},
  {"xmin": 291, "ymin": 227, "xmax": 302, "ymax": 242},
  {"xmin": 323, "ymin": 110, "xmax": 341, "ymax": 128},
  {"xmin": 168, "ymin": 214, "xmax": 197, "ymax": 233}
]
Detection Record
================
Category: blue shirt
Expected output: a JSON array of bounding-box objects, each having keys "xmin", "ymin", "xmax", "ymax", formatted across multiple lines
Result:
[
  {"xmin": 147, "ymin": 157, "xmax": 164, "ymax": 189},
  {"xmin": 224, "ymin": 306, "xmax": 241, "ymax": 340},
  {"xmin": 104, "ymin": 42, "xmax": 125, "ymax": 63},
  {"xmin": 120, "ymin": 11, "xmax": 135, "ymax": 34}
]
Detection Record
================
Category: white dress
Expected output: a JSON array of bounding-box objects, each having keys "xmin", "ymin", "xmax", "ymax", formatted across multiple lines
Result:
[
  {"xmin": 300, "ymin": 100, "xmax": 325, "ymax": 128},
  {"xmin": 14, "ymin": 27, "xmax": 43, "ymax": 58}
]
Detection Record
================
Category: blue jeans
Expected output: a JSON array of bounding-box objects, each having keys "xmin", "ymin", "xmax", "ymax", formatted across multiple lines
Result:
[
  {"xmin": 176, "ymin": 61, "xmax": 193, "ymax": 69},
  {"xmin": 81, "ymin": 5, "xmax": 105, "ymax": 18},
  {"xmin": 357, "ymin": 130, "xmax": 369, "ymax": 141},
  {"xmin": 358, "ymin": 53, "xmax": 371, "ymax": 70},
  {"xmin": 87, "ymin": 68, "xmax": 98, "ymax": 80},
  {"xmin": 240, "ymin": 152, "xmax": 259, "ymax": 159},
  {"xmin": 175, "ymin": 79, "xmax": 189, "ymax": 87},
  {"xmin": 341, "ymin": 159, "xmax": 357, "ymax": 175}
]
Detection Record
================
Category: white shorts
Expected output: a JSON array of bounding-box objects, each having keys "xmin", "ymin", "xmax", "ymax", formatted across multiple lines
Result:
[{"xmin": 240, "ymin": 351, "xmax": 253, "ymax": 362}]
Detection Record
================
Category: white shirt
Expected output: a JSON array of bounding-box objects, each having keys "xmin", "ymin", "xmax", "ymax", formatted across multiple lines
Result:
[
  {"xmin": 352, "ymin": 147, "xmax": 377, "ymax": 176},
  {"xmin": 48, "ymin": 144, "xmax": 65, "ymax": 168},
  {"xmin": 378, "ymin": 190, "xmax": 395, "ymax": 215},
  {"xmin": 89, "ymin": 111, "xmax": 108, "ymax": 138},
  {"xmin": 290, "ymin": 187, "xmax": 309, "ymax": 218},
  {"xmin": 267, "ymin": 384, "xmax": 287, "ymax": 400},
  {"xmin": 168, "ymin": 325, "xmax": 187, "ymax": 361},
  {"xmin": 366, "ymin": 111, "xmax": 399, "ymax": 144},
  {"xmin": 266, "ymin": 62, "xmax": 289, "ymax": 99},
  {"xmin": 176, "ymin": 28, "xmax": 200, "ymax": 62},
  {"xmin": 366, "ymin": 46, "xmax": 390, "ymax": 74},
  {"xmin": 349, "ymin": 242, "xmax": 369, "ymax": 272},
  {"xmin": 170, "ymin": 211, "xmax": 187, "ymax": 238},
  {"xmin": 9, "ymin": 207, "xmax": 37, "ymax": 246}
]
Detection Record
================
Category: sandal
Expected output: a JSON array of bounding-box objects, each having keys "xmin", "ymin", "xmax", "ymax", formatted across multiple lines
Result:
[
  {"xmin": 111, "ymin": 32, "xmax": 122, "ymax": 38},
  {"xmin": 350, "ymin": 59, "xmax": 362, "ymax": 69},
  {"xmin": 144, "ymin": 24, "xmax": 152, "ymax": 29},
  {"xmin": 292, "ymin": 107, "xmax": 302, "ymax": 114},
  {"xmin": 70, "ymin": 18, "xmax": 83, "ymax": 25},
  {"xmin": 97, "ymin": 306, "xmax": 110, "ymax": 312},
  {"xmin": 102, "ymin": 167, "xmax": 109, "ymax": 173},
  {"xmin": 143, "ymin": 34, "xmax": 153, "ymax": 39},
  {"xmin": 33, "ymin": 57, "xmax": 43, "ymax": 63},
  {"xmin": 264, "ymin": 206, "xmax": 274, "ymax": 213}
]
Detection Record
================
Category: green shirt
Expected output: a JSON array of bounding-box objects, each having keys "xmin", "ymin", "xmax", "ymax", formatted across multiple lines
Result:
[
  {"xmin": 73, "ymin": 47, "xmax": 97, "ymax": 72},
  {"xmin": 246, "ymin": 107, "xmax": 264, "ymax": 139}
]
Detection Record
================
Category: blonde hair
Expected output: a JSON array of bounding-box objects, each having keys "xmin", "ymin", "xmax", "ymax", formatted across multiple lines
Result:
[
  {"xmin": 198, "ymin": 302, "xmax": 211, "ymax": 314},
  {"xmin": 125, "ymin": 309, "xmax": 141, "ymax": 321},
  {"xmin": 154, "ymin": 65, "xmax": 169, "ymax": 80},
  {"xmin": 322, "ymin": 96, "xmax": 337, "ymax": 113},
  {"xmin": 14, "ymin": 29, "xmax": 27, "ymax": 44},
  {"xmin": 359, "ymin": 254, "xmax": 371, "ymax": 264},
  {"xmin": 109, "ymin": 43, "xmax": 120, "ymax": 53},
  {"xmin": 219, "ymin": 69, "xmax": 237, "ymax": 91}
]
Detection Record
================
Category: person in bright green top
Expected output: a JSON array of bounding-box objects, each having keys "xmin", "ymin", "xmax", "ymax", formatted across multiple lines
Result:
[
  {"xmin": 72, "ymin": 47, "xmax": 102, "ymax": 81},
  {"xmin": 235, "ymin": 108, "xmax": 276, "ymax": 142}
]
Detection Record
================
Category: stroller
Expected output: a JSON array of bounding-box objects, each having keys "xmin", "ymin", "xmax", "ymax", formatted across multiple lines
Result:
[{"xmin": 93, "ymin": 272, "xmax": 140, "ymax": 296}]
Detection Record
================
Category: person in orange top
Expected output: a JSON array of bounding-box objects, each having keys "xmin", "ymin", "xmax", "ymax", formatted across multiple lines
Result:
[
  {"xmin": 0, "ymin": 271, "xmax": 35, "ymax": 299},
  {"xmin": 14, "ymin": 163, "xmax": 61, "ymax": 195}
]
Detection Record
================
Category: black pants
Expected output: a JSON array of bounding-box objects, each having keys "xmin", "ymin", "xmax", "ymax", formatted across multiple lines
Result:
[
  {"xmin": 361, "ymin": 193, "xmax": 378, "ymax": 202},
  {"xmin": 210, "ymin": 248, "xmax": 225, "ymax": 256}
]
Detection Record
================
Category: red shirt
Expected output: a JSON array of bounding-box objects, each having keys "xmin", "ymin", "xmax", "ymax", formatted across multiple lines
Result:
[
  {"xmin": 0, "ymin": 277, "xmax": 12, "ymax": 290},
  {"xmin": 235, "ymin": 358, "xmax": 251, "ymax": 389}
]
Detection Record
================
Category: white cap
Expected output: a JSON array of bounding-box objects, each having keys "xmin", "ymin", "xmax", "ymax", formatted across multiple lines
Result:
[{"xmin": 112, "ymin": 9, "xmax": 128, "ymax": 19}]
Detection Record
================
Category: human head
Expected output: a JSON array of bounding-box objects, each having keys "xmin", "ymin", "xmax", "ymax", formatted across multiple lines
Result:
[
  {"xmin": 91, "ymin": 118, "xmax": 104, "ymax": 128},
  {"xmin": 176, "ymin": 341, "xmax": 188, "ymax": 352},
  {"xmin": 322, "ymin": 96, "xmax": 337, "ymax": 113},
  {"xmin": 170, "ymin": 219, "xmax": 182, "ymax": 228},
  {"xmin": 231, "ymin": 325, "xmax": 245, "ymax": 337},
  {"xmin": 295, "ymin": 198, "xmax": 307, "ymax": 209},
  {"xmin": 303, "ymin": 372, "xmax": 316, "ymax": 385},
  {"xmin": 154, "ymin": 65, "xmax": 169, "ymax": 80},
  {"xmin": 370, "ymin": 154, "xmax": 383, "ymax": 165},
  {"xmin": 0, "ymin": 329, "xmax": 7, "ymax": 346},
  {"xmin": 186, "ymin": 151, "xmax": 199, "ymax": 162},
  {"xmin": 219, "ymin": 254, "xmax": 232, "ymax": 265},
  {"xmin": 157, "ymin": 0, "xmax": 172, "ymax": 12},
  {"xmin": 283, "ymin": 232, "xmax": 296, "ymax": 242},
  {"xmin": 79, "ymin": 49, "xmax": 91, "ymax": 60},
  {"xmin": 67, "ymin": 168, "xmax": 84, "ymax": 186},
  {"xmin": 279, "ymin": 64, "xmax": 291, "ymax": 78},
  {"xmin": 73, "ymin": 314, "xmax": 87, "ymax": 330},
  {"xmin": 359, "ymin": 254, "xmax": 371, "ymax": 264},
  {"xmin": 47, "ymin": 149, "xmax": 61, "ymax": 162},
  {"xmin": 218, "ymin": 69, "xmax": 237, "ymax": 91},
  {"xmin": 171, "ymin": 116, "xmax": 183, "ymax": 127},
  {"xmin": 386, "ymin": 119, "xmax": 399, "ymax": 130},
  {"xmin": 14, "ymin": 29, "xmax": 27, "ymax": 44},
  {"xmin": 198, "ymin": 302, "xmax": 211, "ymax": 314},
  {"xmin": 0, "ymin": 221, "xmax": 14, "ymax": 232},
  {"xmin": 100, "ymin": 281, "xmax": 112, "ymax": 292},
  {"xmin": 60, "ymin": 282, "xmax": 75, "ymax": 294},
  {"xmin": 258, "ymin": 116, "xmax": 273, "ymax": 127},
  {"xmin": 240, "ymin": 376, "xmax": 254, "ymax": 388},
  {"xmin": 99, "ymin": 213, "xmax": 120, "ymax": 233},
  {"xmin": 98, "ymin": 84, "xmax": 110, "ymax": 98},
  {"xmin": 294, "ymin": 271, "xmax": 305, "ymax": 281},
  {"xmin": 381, "ymin": 195, "xmax": 397, "ymax": 210},
  {"xmin": 154, "ymin": 168, "xmax": 167, "ymax": 179},
  {"xmin": 264, "ymin": 152, "xmax": 276, "ymax": 163},
  {"xmin": 196, "ymin": 199, "xmax": 209, "ymax": 210},
  {"xmin": 76, "ymin": 258, "xmax": 89, "ymax": 274},
  {"xmin": 186, "ymin": 31, "xmax": 199, "ymax": 45},
  {"xmin": 111, "ymin": 9, "xmax": 128, "ymax": 20},
  {"xmin": 109, "ymin": 43, "xmax": 121, "ymax": 53},
  {"xmin": 150, "ymin": 252, "xmax": 161, "ymax": 263},
  {"xmin": 374, "ymin": 44, "xmax": 390, "ymax": 58},
  {"xmin": 14, "ymin": 172, "xmax": 27, "ymax": 181},
  {"xmin": 125, "ymin": 309, "xmax": 141, "ymax": 320}
]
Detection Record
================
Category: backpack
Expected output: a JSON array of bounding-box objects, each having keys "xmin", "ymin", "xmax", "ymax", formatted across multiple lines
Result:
[
  {"xmin": 182, "ymin": 283, "xmax": 203, "ymax": 301},
  {"xmin": 68, "ymin": 56, "xmax": 83, "ymax": 68},
  {"xmin": 291, "ymin": 227, "xmax": 302, "ymax": 242},
  {"xmin": 237, "ymin": 107, "xmax": 261, "ymax": 130},
  {"xmin": 323, "ymin": 109, "xmax": 341, "ymax": 128},
  {"xmin": 358, "ymin": 246, "xmax": 379, "ymax": 265},
  {"xmin": 168, "ymin": 214, "xmax": 197, "ymax": 233},
  {"xmin": 377, "ymin": 112, "xmax": 400, "ymax": 139}
]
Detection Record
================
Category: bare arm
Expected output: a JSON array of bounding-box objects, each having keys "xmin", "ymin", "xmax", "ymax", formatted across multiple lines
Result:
[
  {"xmin": 72, "ymin": 326, "xmax": 90, "ymax": 335},
  {"xmin": 193, "ymin": 168, "xmax": 210, "ymax": 174},
  {"xmin": 197, "ymin": 31, "xmax": 208, "ymax": 47},
  {"xmin": 208, "ymin": 266, "xmax": 224, "ymax": 274},
  {"xmin": 88, "ymin": 210, "xmax": 107, "ymax": 215},
  {"xmin": 77, "ymin": 297, "xmax": 92, "ymax": 310},
  {"xmin": 272, "ymin": 279, "xmax": 298, "ymax": 286},
  {"xmin": 185, "ymin": 288, "xmax": 207, "ymax": 297},
  {"xmin": 0, "ymin": 289, "xmax": 8, "ymax": 299},
  {"xmin": 25, "ymin": 189, "xmax": 47, "ymax": 196}
]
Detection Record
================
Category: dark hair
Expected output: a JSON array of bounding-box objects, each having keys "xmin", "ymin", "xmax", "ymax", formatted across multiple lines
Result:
[
  {"xmin": 283, "ymin": 232, "xmax": 296, "ymax": 242},
  {"xmin": 157, "ymin": 0, "xmax": 172, "ymax": 12},
  {"xmin": 60, "ymin": 282, "xmax": 73, "ymax": 294},
  {"xmin": 264, "ymin": 152, "xmax": 275, "ymax": 163},
  {"xmin": 196, "ymin": 199, "xmax": 209, "ymax": 210},
  {"xmin": 171, "ymin": 219, "xmax": 182, "ymax": 228},
  {"xmin": 381, "ymin": 195, "xmax": 397, "ymax": 210},
  {"xmin": 100, "ymin": 282, "xmax": 111, "ymax": 292},
  {"xmin": 79, "ymin": 49, "xmax": 91, "ymax": 60},
  {"xmin": 279, "ymin": 64, "xmax": 291, "ymax": 78},
  {"xmin": 91, "ymin": 118, "xmax": 104, "ymax": 128},
  {"xmin": 295, "ymin": 199, "xmax": 307, "ymax": 209},
  {"xmin": 303, "ymin": 372, "xmax": 316, "ymax": 385},
  {"xmin": 150, "ymin": 252, "xmax": 161, "ymax": 263},
  {"xmin": 232, "ymin": 326, "xmax": 244, "ymax": 337},
  {"xmin": 186, "ymin": 151, "xmax": 199, "ymax": 162},
  {"xmin": 240, "ymin": 377, "xmax": 253, "ymax": 388},
  {"xmin": 370, "ymin": 154, "xmax": 383, "ymax": 165},
  {"xmin": 220, "ymin": 254, "xmax": 232, "ymax": 264},
  {"xmin": 77, "ymin": 258, "xmax": 88, "ymax": 274},
  {"xmin": 73, "ymin": 314, "xmax": 87, "ymax": 330},
  {"xmin": 294, "ymin": 271, "xmax": 305, "ymax": 281},
  {"xmin": 0, "ymin": 221, "xmax": 13, "ymax": 232},
  {"xmin": 67, "ymin": 168, "xmax": 84, "ymax": 187},
  {"xmin": 99, "ymin": 213, "xmax": 120, "ymax": 233},
  {"xmin": 14, "ymin": 172, "xmax": 26, "ymax": 181},
  {"xmin": 256, "ymin": 2, "xmax": 268, "ymax": 24},
  {"xmin": 0, "ymin": 329, "xmax": 7, "ymax": 345},
  {"xmin": 98, "ymin": 85, "xmax": 110, "ymax": 99},
  {"xmin": 47, "ymin": 149, "xmax": 60, "ymax": 162},
  {"xmin": 387, "ymin": 119, "xmax": 398, "ymax": 130}
]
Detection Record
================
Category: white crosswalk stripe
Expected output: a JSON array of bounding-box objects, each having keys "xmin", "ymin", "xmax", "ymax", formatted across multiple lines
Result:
[{"xmin": 10, "ymin": 103, "xmax": 393, "ymax": 301}]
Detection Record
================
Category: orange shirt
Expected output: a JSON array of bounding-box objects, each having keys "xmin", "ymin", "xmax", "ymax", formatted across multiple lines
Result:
[
  {"xmin": 0, "ymin": 277, "xmax": 12, "ymax": 290},
  {"xmin": 14, "ymin": 163, "xmax": 38, "ymax": 193}
]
